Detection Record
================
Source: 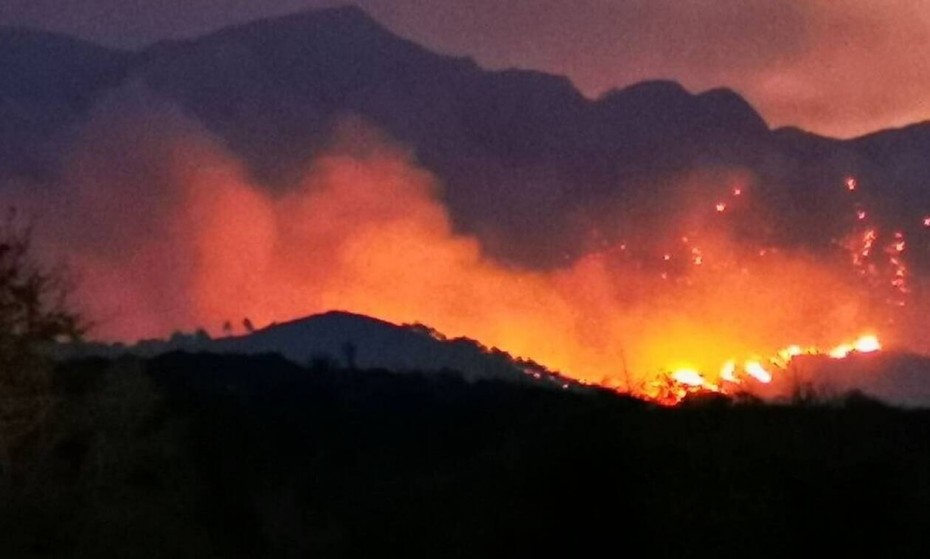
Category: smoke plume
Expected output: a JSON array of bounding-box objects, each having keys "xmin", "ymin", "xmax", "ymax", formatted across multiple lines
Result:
[{"xmin": 3, "ymin": 87, "xmax": 890, "ymax": 388}]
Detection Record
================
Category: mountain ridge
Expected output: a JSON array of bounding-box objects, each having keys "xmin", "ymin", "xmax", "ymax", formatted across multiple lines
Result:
[
  {"xmin": 2, "ymin": 6, "xmax": 930, "ymax": 269},
  {"xmin": 58, "ymin": 310, "xmax": 578, "ymax": 389}
]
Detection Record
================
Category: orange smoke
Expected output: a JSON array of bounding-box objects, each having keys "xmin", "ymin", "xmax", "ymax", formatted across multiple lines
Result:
[{"xmin": 7, "ymin": 100, "xmax": 900, "ymax": 397}]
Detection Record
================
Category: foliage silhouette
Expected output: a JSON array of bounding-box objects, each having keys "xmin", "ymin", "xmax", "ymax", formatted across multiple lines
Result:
[{"xmin": 0, "ymin": 351, "xmax": 927, "ymax": 556}]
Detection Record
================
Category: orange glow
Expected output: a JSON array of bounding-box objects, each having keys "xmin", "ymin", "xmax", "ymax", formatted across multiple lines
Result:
[
  {"xmin": 23, "ymin": 116, "xmax": 903, "ymax": 408},
  {"xmin": 651, "ymin": 333, "xmax": 883, "ymax": 404}
]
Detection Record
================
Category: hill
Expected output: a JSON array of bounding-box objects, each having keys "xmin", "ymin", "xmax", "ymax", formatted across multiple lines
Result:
[{"xmin": 59, "ymin": 310, "xmax": 577, "ymax": 387}]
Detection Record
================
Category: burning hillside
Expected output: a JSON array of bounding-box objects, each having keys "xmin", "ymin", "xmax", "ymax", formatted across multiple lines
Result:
[
  {"xmin": 640, "ymin": 334, "xmax": 883, "ymax": 406},
  {"xmin": 4, "ymin": 93, "xmax": 929, "ymax": 405}
]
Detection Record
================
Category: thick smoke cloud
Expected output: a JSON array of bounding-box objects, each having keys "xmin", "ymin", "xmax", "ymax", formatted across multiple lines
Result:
[
  {"xmin": 2, "ymin": 1, "xmax": 928, "ymax": 137},
  {"xmin": 2, "ymin": 87, "xmax": 888, "ymax": 390}
]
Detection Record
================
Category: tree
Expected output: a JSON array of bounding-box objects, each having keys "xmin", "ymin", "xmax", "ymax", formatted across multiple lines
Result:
[
  {"xmin": 0, "ymin": 209, "xmax": 83, "ymax": 365},
  {"xmin": 0, "ymin": 210, "xmax": 83, "ymax": 476}
]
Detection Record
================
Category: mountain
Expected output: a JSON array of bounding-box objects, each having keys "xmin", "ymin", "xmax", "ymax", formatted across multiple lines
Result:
[
  {"xmin": 0, "ymin": 27, "xmax": 131, "ymax": 181},
  {"xmin": 128, "ymin": 8, "xmax": 779, "ymax": 263},
  {"xmin": 59, "ymin": 311, "xmax": 577, "ymax": 388},
  {"xmin": 2, "ymin": 6, "xmax": 930, "ymax": 268}
]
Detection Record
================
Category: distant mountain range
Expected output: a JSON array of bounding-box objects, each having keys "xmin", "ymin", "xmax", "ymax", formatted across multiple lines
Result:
[{"xmin": 2, "ymin": 6, "xmax": 930, "ymax": 269}]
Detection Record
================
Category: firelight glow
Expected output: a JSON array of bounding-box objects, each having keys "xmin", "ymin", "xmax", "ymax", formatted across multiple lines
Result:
[{"xmin": 14, "ymin": 112, "xmax": 907, "ymax": 407}]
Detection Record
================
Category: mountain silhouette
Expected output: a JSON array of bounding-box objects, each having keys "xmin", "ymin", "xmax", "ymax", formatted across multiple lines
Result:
[
  {"xmin": 60, "ymin": 310, "xmax": 575, "ymax": 388},
  {"xmin": 0, "ymin": 27, "xmax": 130, "ymax": 181},
  {"xmin": 2, "ymin": 6, "xmax": 930, "ymax": 268}
]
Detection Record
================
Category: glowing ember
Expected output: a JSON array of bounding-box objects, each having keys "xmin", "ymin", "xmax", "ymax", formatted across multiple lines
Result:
[
  {"xmin": 691, "ymin": 247, "xmax": 703, "ymax": 265},
  {"xmin": 845, "ymin": 176, "xmax": 857, "ymax": 191},
  {"xmin": 732, "ymin": 187, "xmax": 742, "ymax": 196},
  {"xmin": 923, "ymin": 216, "xmax": 930, "ymax": 227},
  {"xmin": 716, "ymin": 202, "xmax": 727, "ymax": 212},
  {"xmin": 892, "ymin": 233, "xmax": 905, "ymax": 253}
]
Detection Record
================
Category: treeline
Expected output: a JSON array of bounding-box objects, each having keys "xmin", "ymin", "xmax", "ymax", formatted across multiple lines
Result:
[{"xmin": 0, "ymin": 352, "xmax": 928, "ymax": 557}]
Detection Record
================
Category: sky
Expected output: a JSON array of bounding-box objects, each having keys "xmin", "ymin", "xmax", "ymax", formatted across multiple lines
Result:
[{"xmin": 2, "ymin": 0, "xmax": 929, "ymax": 138}]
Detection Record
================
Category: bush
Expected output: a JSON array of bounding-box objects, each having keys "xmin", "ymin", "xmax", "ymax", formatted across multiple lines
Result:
[{"xmin": 0, "ymin": 209, "xmax": 84, "ymax": 491}]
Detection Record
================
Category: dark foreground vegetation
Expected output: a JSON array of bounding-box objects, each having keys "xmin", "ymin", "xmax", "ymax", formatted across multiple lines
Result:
[{"xmin": 0, "ymin": 353, "xmax": 928, "ymax": 557}]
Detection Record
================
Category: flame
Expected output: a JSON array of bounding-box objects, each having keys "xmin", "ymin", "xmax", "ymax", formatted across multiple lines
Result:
[
  {"xmin": 11, "ymin": 111, "xmax": 908, "ymax": 409},
  {"xmin": 829, "ymin": 334, "xmax": 881, "ymax": 358},
  {"xmin": 648, "ymin": 333, "xmax": 883, "ymax": 405},
  {"xmin": 744, "ymin": 360, "xmax": 773, "ymax": 383},
  {"xmin": 720, "ymin": 360, "xmax": 738, "ymax": 383},
  {"xmin": 671, "ymin": 368, "xmax": 705, "ymax": 387}
]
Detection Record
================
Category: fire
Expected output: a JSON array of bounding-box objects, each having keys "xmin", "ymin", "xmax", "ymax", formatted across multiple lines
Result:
[
  {"xmin": 744, "ymin": 361, "xmax": 773, "ymax": 383},
  {"xmin": 671, "ymin": 368, "xmax": 705, "ymax": 387},
  {"xmin": 644, "ymin": 334, "xmax": 883, "ymax": 405},
  {"xmin": 14, "ymin": 111, "xmax": 909, "ymax": 411},
  {"xmin": 828, "ymin": 334, "xmax": 881, "ymax": 358},
  {"xmin": 720, "ymin": 360, "xmax": 738, "ymax": 383}
]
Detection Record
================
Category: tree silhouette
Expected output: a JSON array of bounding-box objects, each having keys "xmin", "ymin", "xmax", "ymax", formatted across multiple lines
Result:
[
  {"xmin": 0, "ymin": 209, "xmax": 83, "ymax": 481},
  {"xmin": 0, "ymin": 209, "xmax": 82, "ymax": 365}
]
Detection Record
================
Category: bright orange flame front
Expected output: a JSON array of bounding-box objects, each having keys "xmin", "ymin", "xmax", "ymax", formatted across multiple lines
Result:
[{"xmin": 645, "ymin": 334, "xmax": 883, "ymax": 405}]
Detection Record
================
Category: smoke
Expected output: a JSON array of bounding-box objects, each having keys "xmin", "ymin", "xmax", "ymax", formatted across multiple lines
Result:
[{"xmin": 3, "ymin": 86, "xmax": 891, "ymax": 388}]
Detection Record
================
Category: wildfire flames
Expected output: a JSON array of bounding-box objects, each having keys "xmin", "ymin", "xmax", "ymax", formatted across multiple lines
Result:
[
  {"xmin": 631, "ymin": 168, "xmax": 909, "ymax": 405},
  {"xmin": 6, "ymin": 104, "xmax": 928, "ymax": 406},
  {"xmin": 646, "ymin": 334, "xmax": 882, "ymax": 405}
]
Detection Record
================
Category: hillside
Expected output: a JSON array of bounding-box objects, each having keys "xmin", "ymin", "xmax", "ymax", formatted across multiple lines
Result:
[{"xmin": 59, "ymin": 311, "xmax": 576, "ymax": 387}]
